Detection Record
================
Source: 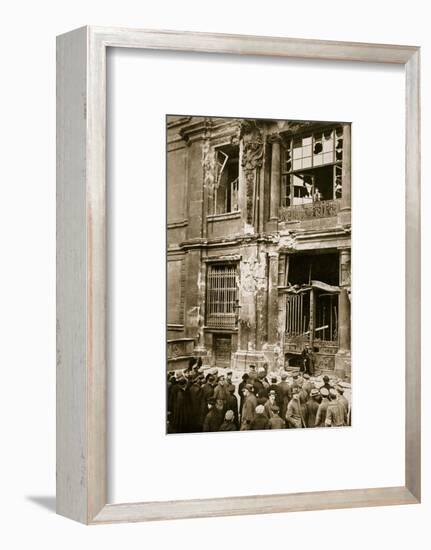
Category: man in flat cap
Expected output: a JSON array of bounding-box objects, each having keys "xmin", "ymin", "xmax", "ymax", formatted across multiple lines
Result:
[
  {"xmin": 268, "ymin": 405, "xmax": 285, "ymax": 430},
  {"xmin": 203, "ymin": 397, "xmax": 224, "ymax": 432},
  {"xmin": 219, "ymin": 409, "xmax": 237, "ymax": 431},
  {"xmin": 305, "ymin": 388, "xmax": 321, "ymax": 428},
  {"xmin": 240, "ymin": 384, "xmax": 257, "ymax": 430},
  {"xmin": 225, "ymin": 370, "xmax": 235, "ymax": 395},
  {"xmin": 315, "ymin": 387, "xmax": 330, "ymax": 427},
  {"xmin": 250, "ymin": 404, "xmax": 270, "ymax": 430}
]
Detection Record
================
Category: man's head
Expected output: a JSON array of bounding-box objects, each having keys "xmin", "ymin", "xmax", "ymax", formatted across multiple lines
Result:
[
  {"xmin": 249, "ymin": 365, "xmax": 256, "ymax": 373},
  {"xmin": 226, "ymin": 370, "xmax": 233, "ymax": 381},
  {"xmin": 320, "ymin": 387, "xmax": 329, "ymax": 399},
  {"xmin": 218, "ymin": 375, "xmax": 225, "ymax": 386},
  {"xmin": 269, "ymin": 390, "xmax": 276, "ymax": 403},
  {"xmin": 311, "ymin": 388, "xmax": 320, "ymax": 401},
  {"xmin": 207, "ymin": 397, "xmax": 216, "ymax": 409},
  {"xmin": 242, "ymin": 373, "xmax": 250, "ymax": 382},
  {"xmin": 336, "ymin": 384, "xmax": 345, "ymax": 395},
  {"xmin": 243, "ymin": 383, "xmax": 254, "ymax": 396},
  {"xmin": 292, "ymin": 386, "xmax": 300, "ymax": 399},
  {"xmin": 323, "ymin": 375, "xmax": 330, "ymax": 384},
  {"xmin": 271, "ymin": 405, "xmax": 280, "ymax": 416},
  {"xmin": 224, "ymin": 409, "xmax": 234, "ymax": 423},
  {"xmin": 271, "ymin": 375, "xmax": 277, "ymax": 384},
  {"xmin": 215, "ymin": 399, "xmax": 224, "ymax": 411},
  {"xmin": 329, "ymin": 388, "xmax": 337, "ymax": 401},
  {"xmin": 280, "ymin": 371, "xmax": 288, "ymax": 381}
]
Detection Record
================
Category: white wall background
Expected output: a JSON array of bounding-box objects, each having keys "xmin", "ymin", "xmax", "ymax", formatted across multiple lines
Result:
[{"xmin": 0, "ymin": 0, "xmax": 429, "ymax": 548}]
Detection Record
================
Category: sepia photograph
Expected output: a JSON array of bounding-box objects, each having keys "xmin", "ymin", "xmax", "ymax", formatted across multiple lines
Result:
[{"xmin": 166, "ymin": 115, "xmax": 351, "ymax": 434}]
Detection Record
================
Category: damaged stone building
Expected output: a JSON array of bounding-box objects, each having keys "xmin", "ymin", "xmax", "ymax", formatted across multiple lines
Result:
[{"xmin": 167, "ymin": 115, "xmax": 351, "ymax": 379}]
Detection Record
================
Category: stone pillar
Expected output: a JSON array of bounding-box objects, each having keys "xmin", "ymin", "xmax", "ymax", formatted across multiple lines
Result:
[
  {"xmin": 267, "ymin": 253, "xmax": 279, "ymax": 345},
  {"xmin": 341, "ymin": 124, "xmax": 351, "ymax": 211},
  {"xmin": 335, "ymin": 248, "xmax": 351, "ymax": 379},
  {"xmin": 269, "ymin": 138, "xmax": 281, "ymax": 222}
]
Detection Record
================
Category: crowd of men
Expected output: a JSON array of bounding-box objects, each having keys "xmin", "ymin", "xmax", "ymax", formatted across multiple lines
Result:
[{"xmin": 167, "ymin": 358, "xmax": 351, "ymax": 434}]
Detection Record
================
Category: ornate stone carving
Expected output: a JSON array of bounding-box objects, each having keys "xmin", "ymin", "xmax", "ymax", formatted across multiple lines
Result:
[{"xmin": 240, "ymin": 121, "xmax": 264, "ymax": 225}]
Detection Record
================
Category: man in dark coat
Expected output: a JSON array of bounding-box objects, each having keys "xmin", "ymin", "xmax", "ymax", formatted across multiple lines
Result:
[
  {"xmin": 253, "ymin": 368, "xmax": 270, "ymax": 405},
  {"xmin": 225, "ymin": 370, "xmax": 235, "ymax": 395},
  {"xmin": 171, "ymin": 378, "xmax": 192, "ymax": 433},
  {"xmin": 225, "ymin": 386, "xmax": 239, "ymax": 428},
  {"xmin": 203, "ymin": 397, "xmax": 224, "ymax": 432},
  {"xmin": 277, "ymin": 371, "xmax": 292, "ymax": 419},
  {"xmin": 213, "ymin": 375, "xmax": 230, "ymax": 409},
  {"xmin": 201, "ymin": 374, "xmax": 216, "ymax": 419},
  {"xmin": 240, "ymin": 384, "xmax": 257, "ymax": 430},
  {"xmin": 268, "ymin": 405, "xmax": 285, "ymax": 429},
  {"xmin": 268, "ymin": 375, "xmax": 282, "ymax": 410},
  {"xmin": 189, "ymin": 375, "xmax": 204, "ymax": 432},
  {"xmin": 238, "ymin": 373, "xmax": 250, "ymax": 419},
  {"xmin": 219, "ymin": 409, "xmax": 237, "ymax": 431},
  {"xmin": 250, "ymin": 405, "xmax": 270, "ymax": 430},
  {"xmin": 305, "ymin": 388, "xmax": 320, "ymax": 428},
  {"xmin": 336, "ymin": 384, "xmax": 349, "ymax": 426},
  {"xmin": 315, "ymin": 387, "xmax": 330, "ymax": 427}
]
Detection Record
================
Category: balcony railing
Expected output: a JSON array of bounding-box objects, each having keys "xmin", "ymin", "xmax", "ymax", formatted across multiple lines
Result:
[{"xmin": 279, "ymin": 199, "xmax": 341, "ymax": 222}]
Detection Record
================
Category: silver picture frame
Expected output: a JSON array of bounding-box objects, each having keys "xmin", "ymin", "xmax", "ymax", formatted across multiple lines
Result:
[{"xmin": 56, "ymin": 26, "xmax": 420, "ymax": 524}]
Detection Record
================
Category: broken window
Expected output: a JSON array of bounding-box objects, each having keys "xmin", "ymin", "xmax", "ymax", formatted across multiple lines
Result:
[
  {"xmin": 206, "ymin": 263, "xmax": 238, "ymax": 329},
  {"xmin": 281, "ymin": 127, "xmax": 344, "ymax": 207},
  {"xmin": 210, "ymin": 144, "xmax": 239, "ymax": 215},
  {"xmin": 284, "ymin": 253, "xmax": 339, "ymax": 345}
]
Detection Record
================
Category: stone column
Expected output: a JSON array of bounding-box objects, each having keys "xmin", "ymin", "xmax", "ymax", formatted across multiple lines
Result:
[
  {"xmin": 341, "ymin": 123, "xmax": 351, "ymax": 211},
  {"xmin": 267, "ymin": 253, "xmax": 279, "ymax": 345},
  {"xmin": 335, "ymin": 248, "xmax": 351, "ymax": 378},
  {"xmin": 269, "ymin": 138, "xmax": 281, "ymax": 222}
]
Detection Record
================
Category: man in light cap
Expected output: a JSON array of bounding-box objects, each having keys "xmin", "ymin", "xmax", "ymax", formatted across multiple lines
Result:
[
  {"xmin": 315, "ymin": 387, "xmax": 330, "ymax": 427},
  {"xmin": 250, "ymin": 404, "xmax": 270, "ymax": 430},
  {"xmin": 219, "ymin": 409, "xmax": 237, "ymax": 431},
  {"xmin": 240, "ymin": 384, "xmax": 257, "ymax": 430},
  {"xmin": 325, "ymin": 388, "xmax": 344, "ymax": 427}
]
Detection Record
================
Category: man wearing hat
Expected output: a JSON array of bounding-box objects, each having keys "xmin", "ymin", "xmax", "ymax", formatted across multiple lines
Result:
[
  {"xmin": 213, "ymin": 374, "xmax": 230, "ymax": 409},
  {"xmin": 302, "ymin": 373, "xmax": 313, "ymax": 395},
  {"xmin": 268, "ymin": 375, "xmax": 282, "ymax": 410},
  {"xmin": 250, "ymin": 404, "xmax": 270, "ymax": 430},
  {"xmin": 219, "ymin": 409, "xmax": 237, "ymax": 431},
  {"xmin": 253, "ymin": 368, "xmax": 270, "ymax": 405},
  {"xmin": 247, "ymin": 364, "xmax": 257, "ymax": 383},
  {"xmin": 285, "ymin": 387, "xmax": 306, "ymax": 429},
  {"xmin": 238, "ymin": 373, "xmax": 250, "ymax": 419},
  {"xmin": 240, "ymin": 384, "xmax": 257, "ymax": 430},
  {"xmin": 189, "ymin": 372, "xmax": 204, "ymax": 432},
  {"xmin": 277, "ymin": 370, "xmax": 292, "ymax": 420},
  {"xmin": 305, "ymin": 388, "xmax": 321, "ymax": 428},
  {"xmin": 225, "ymin": 384, "xmax": 239, "ymax": 428},
  {"xmin": 315, "ymin": 387, "xmax": 330, "ymax": 427},
  {"xmin": 201, "ymin": 374, "xmax": 216, "ymax": 420},
  {"xmin": 203, "ymin": 397, "xmax": 224, "ymax": 432},
  {"xmin": 268, "ymin": 405, "xmax": 285, "ymax": 430},
  {"xmin": 264, "ymin": 390, "xmax": 277, "ymax": 419},
  {"xmin": 325, "ymin": 388, "xmax": 344, "ymax": 427}
]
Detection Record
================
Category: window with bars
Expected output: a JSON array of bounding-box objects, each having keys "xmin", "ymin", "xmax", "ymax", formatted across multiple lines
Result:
[
  {"xmin": 206, "ymin": 263, "xmax": 238, "ymax": 329},
  {"xmin": 281, "ymin": 127, "xmax": 344, "ymax": 207}
]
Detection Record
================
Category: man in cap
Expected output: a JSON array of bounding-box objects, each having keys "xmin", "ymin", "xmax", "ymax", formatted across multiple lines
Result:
[
  {"xmin": 315, "ymin": 387, "xmax": 330, "ymax": 427},
  {"xmin": 219, "ymin": 409, "xmax": 237, "ymax": 431},
  {"xmin": 277, "ymin": 370, "xmax": 292, "ymax": 419},
  {"xmin": 238, "ymin": 373, "xmax": 250, "ymax": 419},
  {"xmin": 325, "ymin": 388, "xmax": 344, "ymax": 427},
  {"xmin": 264, "ymin": 390, "xmax": 277, "ymax": 419},
  {"xmin": 250, "ymin": 404, "xmax": 270, "ymax": 430},
  {"xmin": 305, "ymin": 388, "xmax": 321, "ymax": 428},
  {"xmin": 285, "ymin": 387, "xmax": 306, "ymax": 429},
  {"xmin": 203, "ymin": 397, "xmax": 224, "ymax": 432},
  {"xmin": 213, "ymin": 374, "xmax": 230, "ymax": 409},
  {"xmin": 268, "ymin": 375, "xmax": 282, "ymax": 409},
  {"xmin": 268, "ymin": 405, "xmax": 285, "ymax": 430},
  {"xmin": 189, "ymin": 372, "xmax": 204, "ymax": 432},
  {"xmin": 240, "ymin": 384, "xmax": 257, "ymax": 430},
  {"xmin": 336, "ymin": 384, "xmax": 349, "ymax": 426},
  {"xmin": 201, "ymin": 374, "xmax": 216, "ymax": 419}
]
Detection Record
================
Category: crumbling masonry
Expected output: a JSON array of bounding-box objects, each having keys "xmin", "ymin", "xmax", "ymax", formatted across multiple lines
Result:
[{"xmin": 167, "ymin": 116, "xmax": 351, "ymax": 379}]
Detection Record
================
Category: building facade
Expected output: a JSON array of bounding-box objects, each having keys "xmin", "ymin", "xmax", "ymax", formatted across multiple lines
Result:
[{"xmin": 167, "ymin": 116, "xmax": 351, "ymax": 379}]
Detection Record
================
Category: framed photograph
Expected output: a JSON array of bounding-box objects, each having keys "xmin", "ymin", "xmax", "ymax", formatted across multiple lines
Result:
[{"xmin": 56, "ymin": 27, "xmax": 420, "ymax": 524}]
